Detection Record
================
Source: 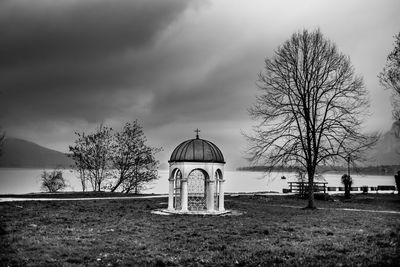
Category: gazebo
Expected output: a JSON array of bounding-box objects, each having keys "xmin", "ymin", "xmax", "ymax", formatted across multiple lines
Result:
[{"xmin": 167, "ymin": 130, "xmax": 226, "ymax": 214}]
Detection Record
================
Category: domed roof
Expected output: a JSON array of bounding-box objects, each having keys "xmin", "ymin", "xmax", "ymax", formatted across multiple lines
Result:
[{"xmin": 169, "ymin": 134, "xmax": 225, "ymax": 163}]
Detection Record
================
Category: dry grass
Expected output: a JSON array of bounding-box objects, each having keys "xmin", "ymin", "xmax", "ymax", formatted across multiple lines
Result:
[{"xmin": 1, "ymin": 194, "xmax": 399, "ymax": 266}]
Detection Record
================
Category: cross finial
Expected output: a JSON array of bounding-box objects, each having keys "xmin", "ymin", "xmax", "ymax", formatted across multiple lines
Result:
[{"xmin": 194, "ymin": 128, "xmax": 201, "ymax": 139}]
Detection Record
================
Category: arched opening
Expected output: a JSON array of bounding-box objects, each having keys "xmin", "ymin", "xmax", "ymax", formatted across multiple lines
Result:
[
  {"xmin": 215, "ymin": 169, "xmax": 223, "ymax": 180},
  {"xmin": 214, "ymin": 169, "xmax": 223, "ymax": 207},
  {"xmin": 187, "ymin": 169, "xmax": 208, "ymax": 211},
  {"xmin": 171, "ymin": 168, "xmax": 182, "ymax": 209}
]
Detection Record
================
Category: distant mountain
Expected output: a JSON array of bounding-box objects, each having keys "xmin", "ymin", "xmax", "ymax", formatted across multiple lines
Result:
[
  {"xmin": 0, "ymin": 138, "xmax": 73, "ymax": 168},
  {"xmin": 372, "ymin": 121, "xmax": 400, "ymax": 165}
]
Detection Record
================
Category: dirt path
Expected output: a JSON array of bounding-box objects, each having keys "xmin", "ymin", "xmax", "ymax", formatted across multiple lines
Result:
[{"xmin": 0, "ymin": 194, "xmax": 168, "ymax": 202}]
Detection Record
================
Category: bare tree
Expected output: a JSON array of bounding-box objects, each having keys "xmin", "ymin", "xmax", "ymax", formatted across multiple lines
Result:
[
  {"xmin": 110, "ymin": 121, "xmax": 161, "ymax": 194},
  {"xmin": 69, "ymin": 125, "xmax": 113, "ymax": 191},
  {"xmin": 69, "ymin": 141, "xmax": 88, "ymax": 192},
  {"xmin": 247, "ymin": 29, "xmax": 377, "ymax": 209},
  {"xmin": 379, "ymin": 32, "xmax": 400, "ymax": 120}
]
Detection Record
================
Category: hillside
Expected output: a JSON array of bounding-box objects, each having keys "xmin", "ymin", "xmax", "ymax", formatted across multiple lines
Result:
[{"xmin": 0, "ymin": 138, "xmax": 72, "ymax": 168}]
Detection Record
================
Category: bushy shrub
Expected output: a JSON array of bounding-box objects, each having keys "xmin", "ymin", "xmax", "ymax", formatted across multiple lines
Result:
[
  {"xmin": 341, "ymin": 174, "xmax": 353, "ymax": 199},
  {"xmin": 40, "ymin": 170, "xmax": 66, "ymax": 193}
]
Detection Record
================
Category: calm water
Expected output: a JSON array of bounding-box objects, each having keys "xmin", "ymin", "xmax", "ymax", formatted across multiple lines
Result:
[{"xmin": 0, "ymin": 168, "xmax": 396, "ymax": 194}]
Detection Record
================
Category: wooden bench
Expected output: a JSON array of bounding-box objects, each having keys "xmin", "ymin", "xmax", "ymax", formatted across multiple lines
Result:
[{"xmin": 287, "ymin": 182, "xmax": 327, "ymax": 197}]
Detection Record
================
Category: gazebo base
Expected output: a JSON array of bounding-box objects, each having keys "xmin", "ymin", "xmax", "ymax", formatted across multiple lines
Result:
[{"xmin": 153, "ymin": 209, "xmax": 231, "ymax": 216}]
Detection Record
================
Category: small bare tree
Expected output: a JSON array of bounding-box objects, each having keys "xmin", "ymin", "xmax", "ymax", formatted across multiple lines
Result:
[
  {"xmin": 110, "ymin": 121, "xmax": 161, "ymax": 194},
  {"xmin": 69, "ymin": 125, "xmax": 113, "ymax": 191},
  {"xmin": 247, "ymin": 29, "xmax": 377, "ymax": 209},
  {"xmin": 69, "ymin": 143, "xmax": 88, "ymax": 192},
  {"xmin": 379, "ymin": 32, "xmax": 400, "ymax": 120}
]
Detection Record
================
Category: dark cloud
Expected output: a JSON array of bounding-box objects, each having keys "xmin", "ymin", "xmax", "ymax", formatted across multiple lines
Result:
[
  {"xmin": 148, "ymin": 51, "xmax": 260, "ymax": 128},
  {"xmin": 0, "ymin": 0, "xmax": 191, "ymax": 68},
  {"xmin": 1, "ymin": 0, "xmax": 399, "ymax": 170},
  {"xmin": 0, "ymin": 0, "xmax": 195, "ymax": 123}
]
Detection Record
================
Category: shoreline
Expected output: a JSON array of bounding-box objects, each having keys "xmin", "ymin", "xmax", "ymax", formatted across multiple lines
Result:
[{"xmin": 0, "ymin": 166, "xmax": 398, "ymax": 176}]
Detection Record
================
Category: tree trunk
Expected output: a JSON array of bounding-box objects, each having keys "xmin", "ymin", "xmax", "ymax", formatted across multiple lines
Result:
[
  {"xmin": 134, "ymin": 177, "xmax": 138, "ymax": 194},
  {"xmin": 81, "ymin": 179, "xmax": 86, "ymax": 192},
  {"xmin": 133, "ymin": 166, "xmax": 138, "ymax": 195},
  {"xmin": 307, "ymin": 189, "xmax": 315, "ymax": 209},
  {"xmin": 110, "ymin": 183, "xmax": 119, "ymax": 192},
  {"xmin": 306, "ymin": 168, "xmax": 316, "ymax": 209},
  {"xmin": 96, "ymin": 176, "xmax": 101, "ymax": 191},
  {"xmin": 344, "ymin": 183, "xmax": 350, "ymax": 199},
  {"xmin": 111, "ymin": 174, "xmax": 124, "ymax": 192},
  {"xmin": 79, "ymin": 170, "xmax": 86, "ymax": 192}
]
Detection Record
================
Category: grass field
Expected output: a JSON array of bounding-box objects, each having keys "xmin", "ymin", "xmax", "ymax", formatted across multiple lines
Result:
[{"xmin": 1, "ymin": 194, "xmax": 399, "ymax": 266}]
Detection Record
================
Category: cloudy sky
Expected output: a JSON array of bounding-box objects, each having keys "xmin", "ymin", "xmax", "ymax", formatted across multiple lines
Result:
[{"xmin": 1, "ymin": 0, "xmax": 399, "ymax": 169}]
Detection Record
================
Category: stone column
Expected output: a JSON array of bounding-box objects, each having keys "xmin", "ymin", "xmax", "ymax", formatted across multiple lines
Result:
[
  {"xmin": 207, "ymin": 180, "xmax": 215, "ymax": 212},
  {"xmin": 218, "ymin": 179, "xmax": 225, "ymax": 211},
  {"xmin": 180, "ymin": 178, "xmax": 188, "ymax": 212},
  {"xmin": 168, "ymin": 178, "xmax": 174, "ymax": 210}
]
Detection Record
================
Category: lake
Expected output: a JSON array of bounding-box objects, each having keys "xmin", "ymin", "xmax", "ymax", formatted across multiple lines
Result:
[{"xmin": 0, "ymin": 168, "xmax": 397, "ymax": 195}]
